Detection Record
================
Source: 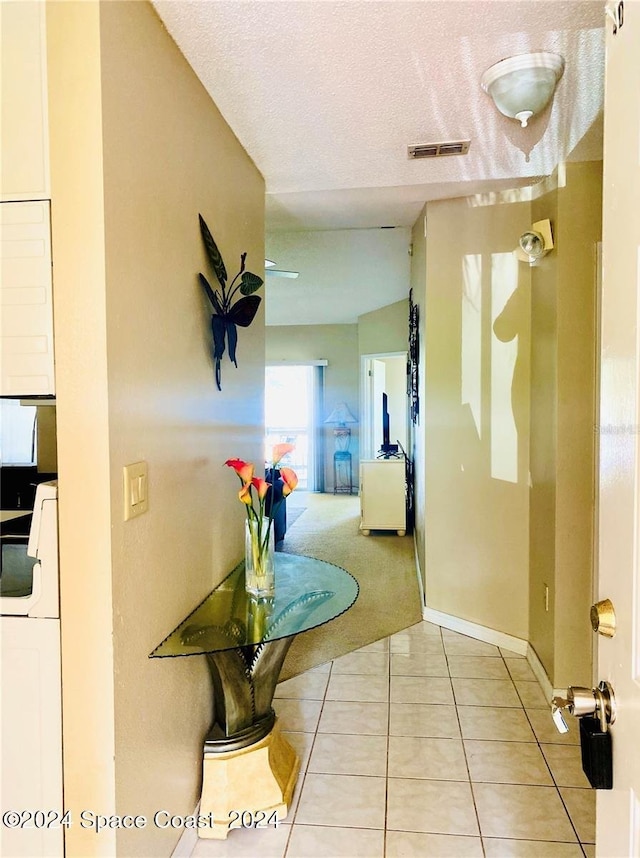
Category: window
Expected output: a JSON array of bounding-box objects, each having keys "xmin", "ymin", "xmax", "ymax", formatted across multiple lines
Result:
[
  {"xmin": 0, "ymin": 400, "xmax": 37, "ymax": 465},
  {"xmin": 265, "ymin": 364, "xmax": 324, "ymax": 490}
]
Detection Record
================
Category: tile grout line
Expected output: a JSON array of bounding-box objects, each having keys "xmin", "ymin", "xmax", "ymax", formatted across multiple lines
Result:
[
  {"xmin": 461, "ymin": 643, "xmax": 588, "ymax": 851},
  {"xmin": 447, "ymin": 636, "xmax": 587, "ymax": 852},
  {"xmin": 519, "ymin": 691, "xmax": 588, "ymax": 849},
  {"xmin": 281, "ymin": 659, "xmax": 334, "ymax": 855},
  {"xmin": 444, "ymin": 627, "xmax": 487, "ymax": 856},
  {"xmin": 274, "ymin": 624, "xmax": 592, "ymax": 857}
]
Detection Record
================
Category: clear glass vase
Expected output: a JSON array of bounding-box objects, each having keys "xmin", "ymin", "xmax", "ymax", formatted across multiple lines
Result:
[{"xmin": 244, "ymin": 518, "xmax": 275, "ymax": 598}]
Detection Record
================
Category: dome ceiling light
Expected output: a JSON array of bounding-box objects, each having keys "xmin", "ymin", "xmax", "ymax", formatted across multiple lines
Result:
[{"xmin": 481, "ymin": 52, "xmax": 565, "ymax": 128}]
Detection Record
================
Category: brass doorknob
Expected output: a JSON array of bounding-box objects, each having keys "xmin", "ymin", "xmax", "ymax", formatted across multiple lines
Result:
[{"xmin": 590, "ymin": 599, "xmax": 616, "ymax": 638}]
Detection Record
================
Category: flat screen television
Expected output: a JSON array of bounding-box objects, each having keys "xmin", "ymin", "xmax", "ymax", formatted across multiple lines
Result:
[
  {"xmin": 382, "ymin": 392, "xmax": 390, "ymax": 447},
  {"xmin": 379, "ymin": 392, "xmax": 398, "ymax": 458}
]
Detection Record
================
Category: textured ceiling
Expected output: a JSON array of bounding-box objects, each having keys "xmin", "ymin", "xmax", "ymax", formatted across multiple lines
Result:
[
  {"xmin": 152, "ymin": 0, "xmax": 605, "ymax": 325},
  {"xmin": 153, "ymin": 0, "xmax": 605, "ymax": 231}
]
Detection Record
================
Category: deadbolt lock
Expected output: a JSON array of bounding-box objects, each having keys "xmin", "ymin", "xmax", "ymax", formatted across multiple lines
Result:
[{"xmin": 590, "ymin": 598, "xmax": 616, "ymax": 638}]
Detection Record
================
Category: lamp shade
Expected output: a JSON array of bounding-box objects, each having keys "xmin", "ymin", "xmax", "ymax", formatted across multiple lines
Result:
[
  {"xmin": 481, "ymin": 52, "xmax": 565, "ymax": 127},
  {"xmin": 324, "ymin": 403, "xmax": 358, "ymax": 426}
]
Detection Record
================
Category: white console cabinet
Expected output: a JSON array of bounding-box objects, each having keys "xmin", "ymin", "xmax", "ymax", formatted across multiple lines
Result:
[{"xmin": 359, "ymin": 459, "xmax": 406, "ymax": 536}]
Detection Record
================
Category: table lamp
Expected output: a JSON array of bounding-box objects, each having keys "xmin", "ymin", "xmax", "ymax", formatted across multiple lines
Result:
[{"xmin": 324, "ymin": 402, "xmax": 358, "ymax": 452}]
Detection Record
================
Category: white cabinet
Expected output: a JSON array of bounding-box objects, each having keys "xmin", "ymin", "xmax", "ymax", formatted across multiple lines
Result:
[
  {"xmin": 0, "ymin": 3, "xmax": 54, "ymax": 396},
  {"xmin": 1, "ymin": 201, "xmax": 55, "ymax": 396},
  {"xmin": 359, "ymin": 459, "xmax": 406, "ymax": 536},
  {"xmin": 1, "ymin": 0, "xmax": 50, "ymax": 201},
  {"xmin": 0, "ymin": 619, "xmax": 63, "ymax": 858}
]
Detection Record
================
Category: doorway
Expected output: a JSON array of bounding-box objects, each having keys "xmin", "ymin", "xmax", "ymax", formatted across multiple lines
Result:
[
  {"xmin": 265, "ymin": 363, "xmax": 324, "ymax": 491},
  {"xmin": 361, "ymin": 352, "xmax": 408, "ymax": 460}
]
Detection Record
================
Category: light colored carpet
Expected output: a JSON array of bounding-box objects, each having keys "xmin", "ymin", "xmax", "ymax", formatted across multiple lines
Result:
[
  {"xmin": 285, "ymin": 506, "xmax": 306, "ymax": 528},
  {"xmin": 279, "ymin": 492, "xmax": 422, "ymax": 680}
]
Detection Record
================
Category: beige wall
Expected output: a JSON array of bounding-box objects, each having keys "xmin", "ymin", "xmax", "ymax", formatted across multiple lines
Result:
[
  {"xmin": 358, "ymin": 298, "xmax": 409, "ymax": 356},
  {"xmin": 266, "ymin": 325, "xmax": 359, "ymax": 490},
  {"xmin": 418, "ymin": 195, "xmax": 532, "ymax": 640},
  {"xmin": 36, "ymin": 404, "xmax": 57, "ymax": 472},
  {"xmin": 530, "ymin": 162, "xmax": 602, "ymax": 688},
  {"xmin": 411, "ymin": 165, "xmax": 601, "ymax": 674},
  {"xmin": 48, "ymin": 2, "xmax": 265, "ymax": 855},
  {"xmin": 529, "ymin": 186, "xmax": 560, "ymax": 676}
]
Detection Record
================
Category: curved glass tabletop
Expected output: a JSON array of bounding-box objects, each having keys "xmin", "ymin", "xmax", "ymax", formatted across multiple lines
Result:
[{"xmin": 150, "ymin": 553, "xmax": 359, "ymax": 657}]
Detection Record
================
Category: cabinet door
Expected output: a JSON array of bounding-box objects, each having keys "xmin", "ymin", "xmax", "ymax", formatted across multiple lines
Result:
[
  {"xmin": 1, "ymin": 201, "xmax": 55, "ymax": 395},
  {"xmin": 0, "ymin": 618, "xmax": 63, "ymax": 858},
  {"xmin": 360, "ymin": 461, "xmax": 406, "ymax": 530},
  {"xmin": 0, "ymin": 0, "xmax": 50, "ymax": 201}
]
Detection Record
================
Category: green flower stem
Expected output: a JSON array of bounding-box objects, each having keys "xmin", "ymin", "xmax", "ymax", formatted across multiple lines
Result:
[{"xmin": 235, "ymin": 472, "xmax": 289, "ymax": 578}]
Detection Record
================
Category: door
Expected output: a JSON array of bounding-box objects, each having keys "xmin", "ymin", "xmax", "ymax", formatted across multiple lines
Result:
[
  {"xmin": 597, "ymin": 3, "xmax": 640, "ymax": 855},
  {"xmin": 0, "ymin": 618, "xmax": 64, "ymax": 858},
  {"xmin": 361, "ymin": 353, "xmax": 408, "ymax": 459},
  {"xmin": 371, "ymin": 358, "xmax": 386, "ymax": 456}
]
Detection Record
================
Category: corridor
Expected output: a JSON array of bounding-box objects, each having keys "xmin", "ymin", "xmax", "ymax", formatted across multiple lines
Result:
[{"xmin": 191, "ymin": 620, "xmax": 594, "ymax": 857}]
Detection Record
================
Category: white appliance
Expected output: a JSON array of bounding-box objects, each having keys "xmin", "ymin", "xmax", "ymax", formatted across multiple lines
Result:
[{"xmin": 1, "ymin": 481, "xmax": 63, "ymax": 857}]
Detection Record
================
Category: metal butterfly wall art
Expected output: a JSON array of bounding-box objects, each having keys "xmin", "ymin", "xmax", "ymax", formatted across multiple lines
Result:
[{"xmin": 198, "ymin": 214, "xmax": 263, "ymax": 390}]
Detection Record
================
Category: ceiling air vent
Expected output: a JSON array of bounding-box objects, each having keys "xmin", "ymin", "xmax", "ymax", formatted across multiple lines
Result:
[{"xmin": 408, "ymin": 140, "xmax": 471, "ymax": 159}]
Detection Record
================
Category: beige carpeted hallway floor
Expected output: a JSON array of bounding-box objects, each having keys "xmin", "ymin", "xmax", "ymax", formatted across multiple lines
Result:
[{"xmin": 280, "ymin": 492, "xmax": 422, "ymax": 681}]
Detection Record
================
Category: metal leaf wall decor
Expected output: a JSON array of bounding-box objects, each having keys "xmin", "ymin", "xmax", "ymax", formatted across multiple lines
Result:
[
  {"xmin": 408, "ymin": 288, "xmax": 419, "ymax": 424},
  {"xmin": 198, "ymin": 214, "xmax": 263, "ymax": 390}
]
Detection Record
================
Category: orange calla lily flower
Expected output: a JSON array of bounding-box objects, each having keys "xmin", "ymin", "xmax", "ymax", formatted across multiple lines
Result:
[
  {"xmin": 251, "ymin": 477, "xmax": 270, "ymax": 501},
  {"xmin": 271, "ymin": 443, "xmax": 294, "ymax": 466},
  {"xmin": 238, "ymin": 483, "xmax": 252, "ymax": 505},
  {"xmin": 225, "ymin": 458, "xmax": 246, "ymax": 470},
  {"xmin": 225, "ymin": 458, "xmax": 254, "ymax": 483},
  {"xmin": 279, "ymin": 467, "xmax": 298, "ymax": 497},
  {"xmin": 225, "ymin": 448, "xmax": 297, "ymax": 575}
]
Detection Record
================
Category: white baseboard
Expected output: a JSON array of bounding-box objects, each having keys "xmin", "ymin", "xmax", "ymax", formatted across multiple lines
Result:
[
  {"xmin": 422, "ymin": 605, "xmax": 528, "ymax": 656},
  {"xmin": 422, "ymin": 604, "xmax": 554, "ymax": 702},
  {"xmin": 412, "ymin": 534, "xmax": 425, "ymax": 608},
  {"xmin": 526, "ymin": 644, "xmax": 553, "ymax": 702}
]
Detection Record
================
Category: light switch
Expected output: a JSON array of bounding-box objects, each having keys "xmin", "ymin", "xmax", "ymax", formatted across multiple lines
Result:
[{"xmin": 123, "ymin": 461, "xmax": 148, "ymax": 521}]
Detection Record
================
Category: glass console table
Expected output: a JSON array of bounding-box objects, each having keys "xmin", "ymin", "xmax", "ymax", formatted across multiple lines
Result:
[{"xmin": 150, "ymin": 553, "xmax": 358, "ymax": 839}]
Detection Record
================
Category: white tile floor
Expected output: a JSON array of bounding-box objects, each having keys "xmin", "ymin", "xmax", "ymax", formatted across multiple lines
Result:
[{"xmin": 191, "ymin": 622, "xmax": 595, "ymax": 858}]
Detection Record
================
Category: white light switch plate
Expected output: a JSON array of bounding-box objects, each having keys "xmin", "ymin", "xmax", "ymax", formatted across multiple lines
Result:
[{"xmin": 123, "ymin": 461, "xmax": 148, "ymax": 521}]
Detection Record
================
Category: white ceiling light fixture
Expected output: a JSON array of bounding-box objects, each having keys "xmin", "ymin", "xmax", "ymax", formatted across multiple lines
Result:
[
  {"xmin": 481, "ymin": 52, "xmax": 565, "ymax": 128},
  {"xmin": 515, "ymin": 218, "xmax": 554, "ymax": 265}
]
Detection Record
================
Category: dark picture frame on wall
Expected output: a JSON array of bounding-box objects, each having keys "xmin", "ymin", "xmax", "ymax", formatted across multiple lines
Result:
[{"xmin": 408, "ymin": 288, "xmax": 419, "ymax": 424}]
